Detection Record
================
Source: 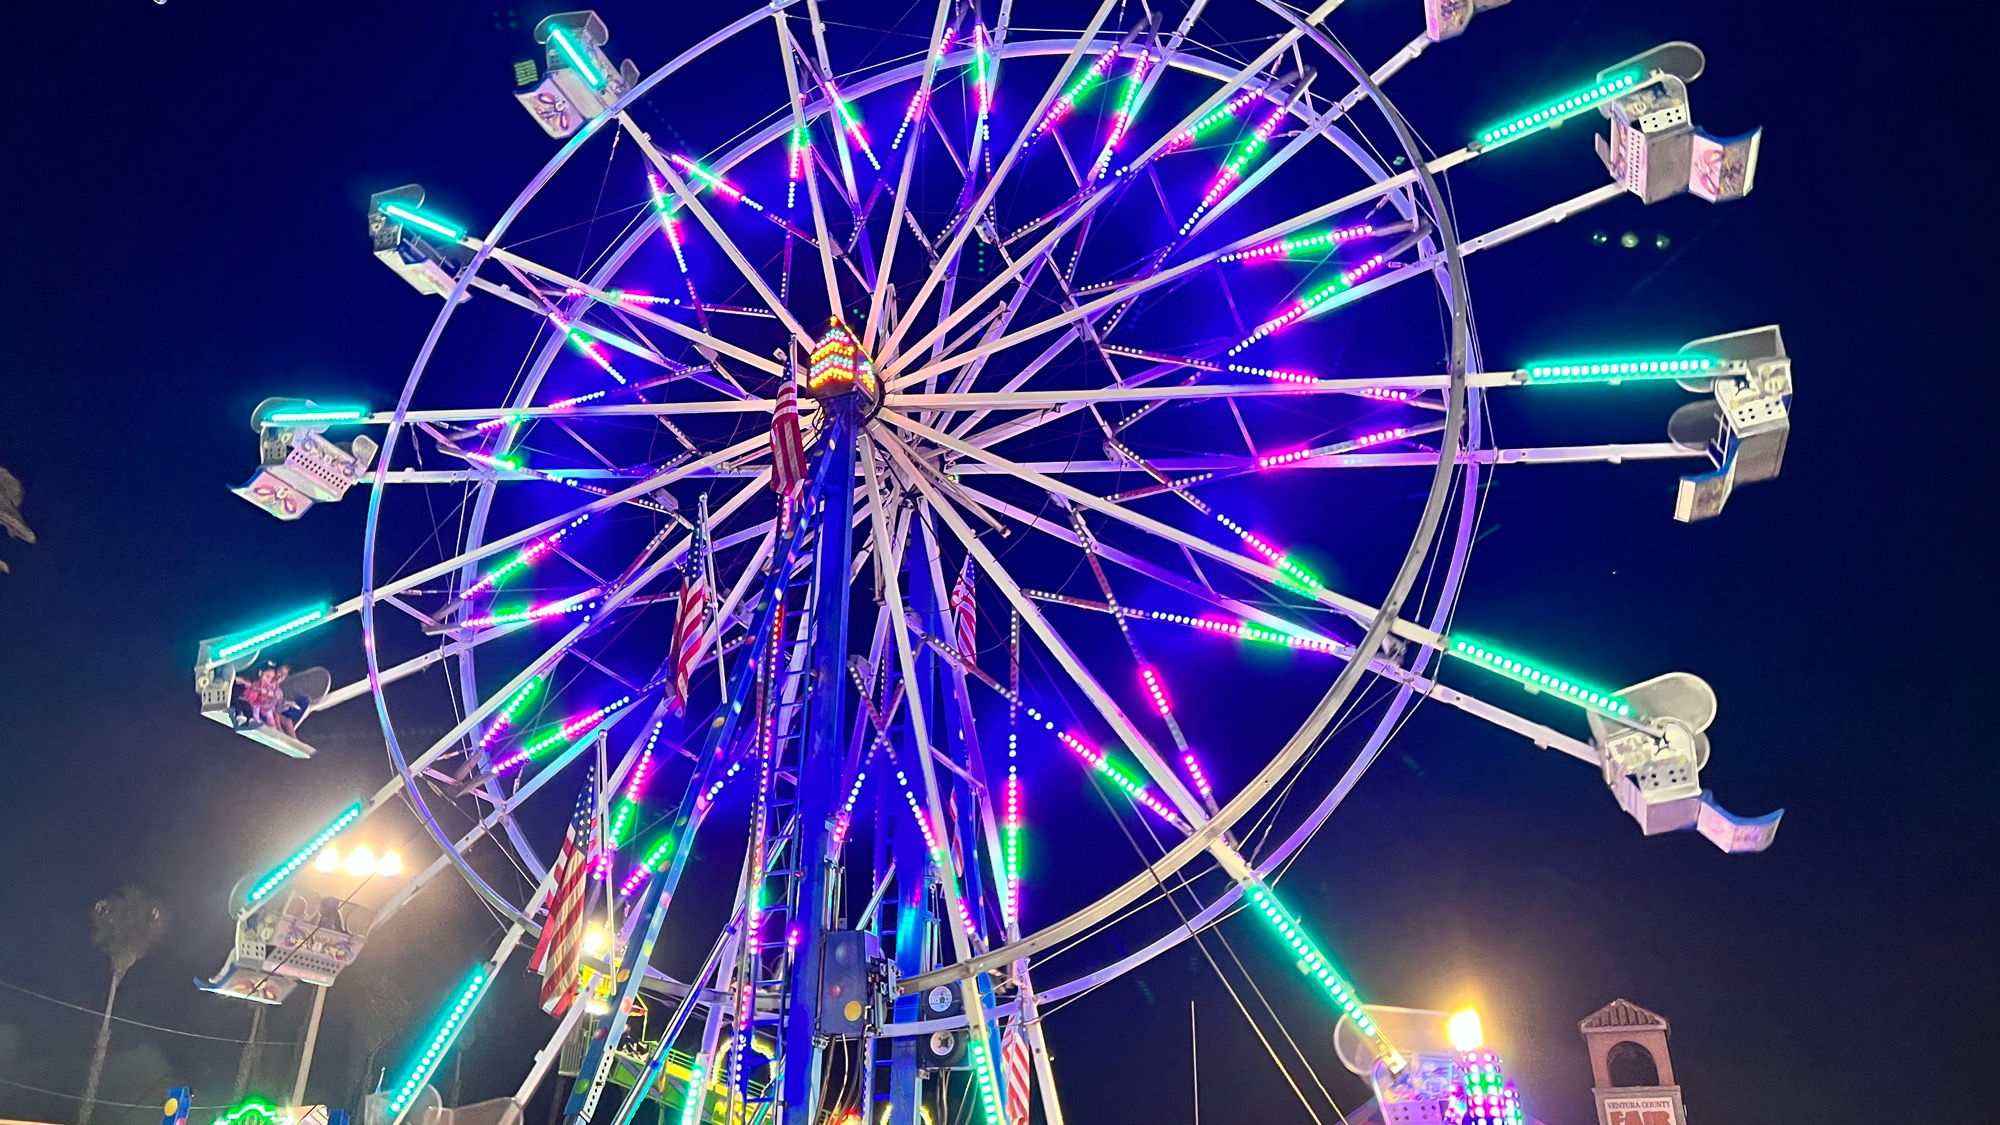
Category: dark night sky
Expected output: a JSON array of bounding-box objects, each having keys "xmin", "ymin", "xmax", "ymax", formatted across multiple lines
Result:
[{"xmin": 2, "ymin": 2, "xmax": 1994, "ymax": 1124}]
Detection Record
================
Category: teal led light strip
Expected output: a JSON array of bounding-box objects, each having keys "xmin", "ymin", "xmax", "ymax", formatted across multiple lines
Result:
[
  {"xmin": 245, "ymin": 802, "xmax": 363, "ymax": 908},
  {"xmin": 1523, "ymin": 355, "xmax": 1718, "ymax": 382},
  {"xmin": 547, "ymin": 25, "xmax": 603, "ymax": 89},
  {"xmin": 267, "ymin": 407, "xmax": 368, "ymax": 424},
  {"xmin": 386, "ymin": 967, "xmax": 493, "ymax": 1115},
  {"xmin": 1449, "ymin": 638, "xmax": 1632, "ymax": 717},
  {"xmin": 1477, "ymin": 69, "xmax": 1640, "ymax": 147},
  {"xmin": 215, "ymin": 606, "xmax": 328, "ymax": 661},
  {"xmin": 381, "ymin": 203, "xmax": 465, "ymax": 242}
]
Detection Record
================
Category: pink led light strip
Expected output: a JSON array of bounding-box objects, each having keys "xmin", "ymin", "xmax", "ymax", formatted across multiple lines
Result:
[
  {"xmin": 1019, "ymin": 590, "xmax": 1353, "ymax": 657},
  {"xmin": 1030, "ymin": 48, "xmax": 1117, "ymax": 139},
  {"xmin": 666, "ymin": 153, "xmax": 765, "ymax": 211},
  {"xmin": 1159, "ymin": 88, "xmax": 1267, "ymax": 156},
  {"xmin": 1179, "ymin": 102, "xmax": 1288, "ymax": 235},
  {"xmin": 545, "ymin": 315, "xmax": 629, "ymax": 386},
  {"xmin": 828, "ymin": 88, "xmax": 881, "ymax": 171},
  {"xmin": 599, "ymin": 720, "xmax": 665, "ymax": 880},
  {"xmin": 1004, "ymin": 612, "xmax": 1022, "ymax": 927},
  {"xmin": 489, "ymin": 694, "xmax": 636, "ymax": 776},
  {"xmin": 919, "ymin": 626, "xmax": 1190, "ymax": 855},
  {"xmin": 645, "ymin": 173, "xmax": 694, "ymax": 276},
  {"xmin": 457, "ymin": 449, "xmax": 684, "ymax": 516},
  {"xmin": 892, "ymin": 768, "xmax": 980, "ymax": 939},
  {"xmin": 830, "ymin": 769, "xmax": 869, "ymax": 849},
  {"xmin": 1070, "ymin": 504, "xmax": 1215, "ymax": 808},
  {"xmin": 476, "ymin": 677, "xmax": 544, "ymax": 752},
  {"xmin": 892, "ymin": 28, "xmax": 959, "ymax": 151},
  {"xmin": 1139, "ymin": 663, "xmax": 1216, "ymax": 803},
  {"xmin": 1222, "ymin": 362, "xmax": 1419, "ymax": 401},
  {"xmin": 1052, "ymin": 728, "xmax": 1186, "ymax": 828},
  {"xmin": 1230, "ymin": 253, "xmax": 1391, "ymax": 354},
  {"xmin": 458, "ymin": 515, "xmax": 592, "ymax": 599},
  {"xmin": 1095, "ymin": 439, "xmax": 1320, "ymax": 592},
  {"xmin": 1090, "ymin": 49, "xmax": 1153, "ymax": 179},
  {"xmin": 1256, "ymin": 426, "xmax": 1412, "ymax": 469},
  {"xmin": 1219, "ymin": 223, "xmax": 1379, "ymax": 264},
  {"xmin": 460, "ymin": 588, "xmax": 601, "ymax": 630}
]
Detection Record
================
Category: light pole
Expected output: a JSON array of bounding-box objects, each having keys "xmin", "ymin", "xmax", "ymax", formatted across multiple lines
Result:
[{"xmin": 292, "ymin": 845, "xmax": 404, "ymax": 1109}]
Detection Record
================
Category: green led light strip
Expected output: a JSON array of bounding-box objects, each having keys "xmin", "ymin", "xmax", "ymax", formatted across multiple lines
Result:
[
  {"xmin": 676, "ymin": 1062, "xmax": 708, "ymax": 1125},
  {"xmin": 245, "ymin": 802, "xmax": 363, "ymax": 908},
  {"xmin": 608, "ymin": 797, "xmax": 637, "ymax": 846},
  {"xmin": 1523, "ymin": 355, "xmax": 1718, "ymax": 383},
  {"xmin": 1477, "ymin": 69, "xmax": 1640, "ymax": 147},
  {"xmin": 966, "ymin": 1036, "xmax": 1008, "ymax": 1125},
  {"xmin": 1449, "ymin": 638, "xmax": 1632, "ymax": 717}
]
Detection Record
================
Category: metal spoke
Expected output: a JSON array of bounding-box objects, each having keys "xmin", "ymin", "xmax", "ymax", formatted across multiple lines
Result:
[
  {"xmin": 877, "ymin": 0, "xmax": 1124, "ymax": 367},
  {"xmin": 775, "ymin": 11, "xmax": 852, "ymax": 316},
  {"xmin": 617, "ymin": 114, "xmax": 815, "ymax": 345},
  {"xmin": 865, "ymin": 0, "xmax": 957, "ymax": 352},
  {"xmin": 479, "ymin": 240, "xmax": 784, "ymax": 377}
]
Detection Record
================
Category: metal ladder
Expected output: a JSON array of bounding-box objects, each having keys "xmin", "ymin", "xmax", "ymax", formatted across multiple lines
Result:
[{"xmin": 727, "ymin": 508, "xmax": 824, "ymax": 1116}]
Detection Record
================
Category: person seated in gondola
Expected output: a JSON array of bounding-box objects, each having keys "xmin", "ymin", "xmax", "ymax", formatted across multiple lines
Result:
[
  {"xmin": 277, "ymin": 688, "xmax": 312, "ymax": 738},
  {"xmin": 315, "ymin": 895, "xmax": 348, "ymax": 935},
  {"xmin": 233, "ymin": 663, "xmax": 291, "ymax": 732}
]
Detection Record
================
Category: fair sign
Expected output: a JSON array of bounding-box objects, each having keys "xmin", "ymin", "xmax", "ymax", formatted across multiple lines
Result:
[{"xmin": 1601, "ymin": 1095, "xmax": 1679, "ymax": 1125}]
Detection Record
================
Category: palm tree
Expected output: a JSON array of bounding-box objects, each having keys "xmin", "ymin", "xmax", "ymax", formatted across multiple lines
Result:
[
  {"xmin": 80, "ymin": 887, "xmax": 168, "ymax": 1125},
  {"xmin": 234, "ymin": 1004, "xmax": 267, "ymax": 1101},
  {"xmin": 0, "ymin": 464, "xmax": 32, "ymax": 574}
]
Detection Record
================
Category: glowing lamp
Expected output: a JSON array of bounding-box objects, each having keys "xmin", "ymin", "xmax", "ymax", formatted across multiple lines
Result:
[
  {"xmin": 377, "ymin": 850, "xmax": 404, "ymax": 877},
  {"xmin": 343, "ymin": 845, "xmax": 377, "ymax": 877},
  {"xmin": 1449, "ymin": 1008, "xmax": 1485, "ymax": 1051},
  {"xmin": 314, "ymin": 847, "xmax": 342, "ymax": 873},
  {"xmin": 583, "ymin": 926, "xmax": 610, "ymax": 957}
]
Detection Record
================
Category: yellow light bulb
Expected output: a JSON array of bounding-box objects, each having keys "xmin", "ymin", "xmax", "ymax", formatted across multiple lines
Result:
[
  {"xmin": 314, "ymin": 847, "xmax": 342, "ymax": 873},
  {"xmin": 377, "ymin": 851, "xmax": 404, "ymax": 877},
  {"xmin": 1448, "ymin": 1008, "xmax": 1485, "ymax": 1052},
  {"xmin": 582, "ymin": 927, "xmax": 609, "ymax": 956},
  {"xmin": 343, "ymin": 845, "xmax": 377, "ymax": 877}
]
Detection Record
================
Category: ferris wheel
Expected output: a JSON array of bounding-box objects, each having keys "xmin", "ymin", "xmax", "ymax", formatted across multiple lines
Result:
[{"xmin": 191, "ymin": 2, "xmax": 1790, "ymax": 1123}]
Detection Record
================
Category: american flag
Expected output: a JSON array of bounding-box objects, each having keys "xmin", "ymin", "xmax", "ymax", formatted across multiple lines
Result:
[
  {"xmin": 1002, "ymin": 1021, "xmax": 1032, "ymax": 1125},
  {"xmin": 950, "ymin": 557, "xmax": 977, "ymax": 659},
  {"xmin": 770, "ymin": 379, "xmax": 807, "ymax": 499},
  {"xmin": 527, "ymin": 778, "xmax": 598, "ymax": 1016},
  {"xmin": 667, "ymin": 570, "xmax": 707, "ymax": 715}
]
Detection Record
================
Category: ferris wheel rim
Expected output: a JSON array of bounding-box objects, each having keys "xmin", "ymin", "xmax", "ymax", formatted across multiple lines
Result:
[{"xmin": 357, "ymin": 0, "xmax": 1484, "ymax": 1004}]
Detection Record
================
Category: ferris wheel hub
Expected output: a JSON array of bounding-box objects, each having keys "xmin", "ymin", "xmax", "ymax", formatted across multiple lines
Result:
[{"xmin": 806, "ymin": 320, "xmax": 882, "ymax": 405}]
